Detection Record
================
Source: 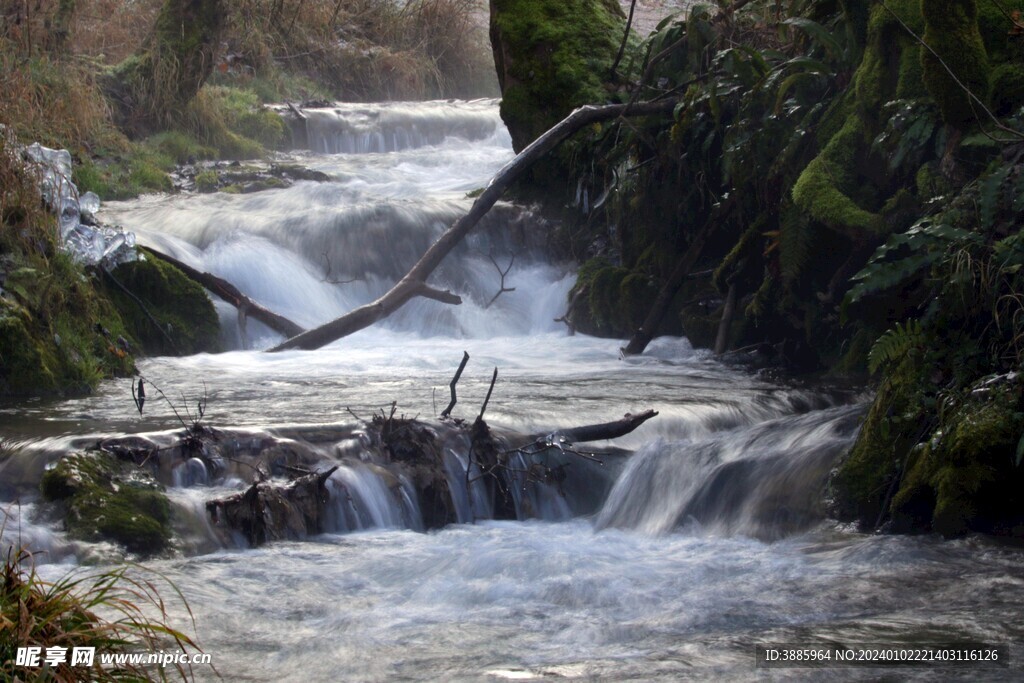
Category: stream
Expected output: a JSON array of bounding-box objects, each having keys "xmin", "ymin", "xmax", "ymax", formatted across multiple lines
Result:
[{"xmin": 2, "ymin": 99, "xmax": 1023, "ymax": 681}]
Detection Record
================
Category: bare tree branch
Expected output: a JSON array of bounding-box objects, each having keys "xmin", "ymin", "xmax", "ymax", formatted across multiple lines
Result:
[{"xmin": 267, "ymin": 97, "xmax": 690, "ymax": 352}]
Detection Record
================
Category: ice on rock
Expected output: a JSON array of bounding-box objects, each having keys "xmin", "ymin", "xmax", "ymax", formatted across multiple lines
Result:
[
  {"xmin": 24, "ymin": 143, "xmax": 138, "ymax": 267},
  {"xmin": 79, "ymin": 191, "xmax": 101, "ymax": 220}
]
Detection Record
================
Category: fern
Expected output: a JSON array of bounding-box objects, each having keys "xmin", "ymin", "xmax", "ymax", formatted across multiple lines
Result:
[
  {"xmin": 845, "ymin": 217, "xmax": 981, "ymax": 307},
  {"xmin": 779, "ymin": 210, "xmax": 815, "ymax": 283},
  {"xmin": 868, "ymin": 319, "xmax": 924, "ymax": 374},
  {"xmin": 979, "ymin": 165, "xmax": 1011, "ymax": 232}
]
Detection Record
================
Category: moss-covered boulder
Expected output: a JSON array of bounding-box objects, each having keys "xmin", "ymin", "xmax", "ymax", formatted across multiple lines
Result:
[
  {"xmin": 103, "ymin": 249, "xmax": 219, "ymax": 355},
  {"xmin": 489, "ymin": 0, "xmax": 628, "ymax": 152},
  {"xmin": 0, "ymin": 258, "xmax": 136, "ymax": 397},
  {"xmin": 41, "ymin": 452, "xmax": 172, "ymax": 556},
  {"xmin": 889, "ymin": 380, "xmax": 1024, "ymax": 537},
  {"xmin": 829, "ymin": 371, "xmax": 924, "ymax": 527},
  {"xmin": 990, "ymin": 63, "xmax": 1024, "ymax": 116},
  {"xmin": 567, "ymin": 257, "xmax": 658, "ymax": 337}
]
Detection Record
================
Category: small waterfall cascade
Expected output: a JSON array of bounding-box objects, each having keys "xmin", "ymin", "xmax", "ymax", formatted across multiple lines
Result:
[
  {"xmin": 293, "ymin": 99, "xmax": 505, "ymax": 154},
  {"xmin": 595, "ymin": 404, "xmax": 864, "ymax": 540},
  {"xmin": 102, "ymin": 99, "xmax": 569, "ymax": 347},
  {"xmin": 4, "ymin": 100, "xmax": 869, "ymax": 561}
]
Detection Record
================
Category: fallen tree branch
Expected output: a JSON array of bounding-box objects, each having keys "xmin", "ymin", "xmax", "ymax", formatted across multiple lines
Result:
[
  {"xmin": 267, "ymin": 97, "xmax": 687, "ymax": 352},
  {"xmin": 144, "ymin": 246, "xmax": 305, "ymax": 339},
  {"xmin": 533, "ymin": 409, "xmax": 659, "ymax": 444}
]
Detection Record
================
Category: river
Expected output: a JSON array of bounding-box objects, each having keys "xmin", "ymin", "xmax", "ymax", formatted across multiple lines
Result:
[{"xmin": 2, "ymin": 99, "xmax": 1023, "ymax": 681}]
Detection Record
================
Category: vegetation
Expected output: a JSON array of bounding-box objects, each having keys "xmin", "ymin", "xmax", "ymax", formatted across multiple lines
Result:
[
  {"xmin": 1, "ymin": 545, "xmax": 202, "ymax": 681},
  {"xmin": 526, "ymin": 0, "xmax": 1024, "ymax": 536},
  {"xmin": 0, "ymin": 0, "xmax": 497, "ymax": 396}
]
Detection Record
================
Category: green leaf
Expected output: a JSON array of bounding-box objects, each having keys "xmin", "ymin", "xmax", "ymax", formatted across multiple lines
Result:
[
  {"xmin": 980, "ymin": 165, "xmax": 1011, "ymax": 231},
  {"xmin": 783, "ymin": 17, "xmax": 844, "ymax": 60},
  {"xmin": 1016, "ymin": 433, "xmax": 1024, "ymax": 467},
  {"xmin": 868, "ymin": 320, "xmax": 924, "ymax": 374}
]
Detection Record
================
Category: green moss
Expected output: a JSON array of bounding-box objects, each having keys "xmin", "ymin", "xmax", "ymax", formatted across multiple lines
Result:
[
  {"xmin": 41, "ymin": 452, "xmax": 171, "ymax": 556},
  {"xmin": 0, "ymin": 308, "xmax": 57, "ymax": 395},
  {"xmin": 194, "ymin": 169, "xmax": 219, "ymax": 193},
  {"xmin": 490, "ymin": 0, "xmax": 628, "ymax": 152},
  {"xmin": 976, "ymin": 0, "xmax": 1024, "ymax": 65},
  {"xmin": 830, "ymin": 373, "xmax": 923, "ymax": 526},
  {"xmin": 103, "ymin": 250, "xmax": 219, "ymax": 355},
  {"xmin": 990, "ymin": 62, "xmax": 1024, "ymax": 115},
  {"xmin": 854, "ymin": 0, "xmax": 923, "ymax": 114},
  {"xmin": 921, "ymin": 0, "xmax": 991, "ymax": 130},
  {"xmin": 792, "ymin": 116, "xmax": 883, "ymax": 237},
  {"xmin": 883, "ymin": 382, "xmax": 1024, "ymax": 536}
]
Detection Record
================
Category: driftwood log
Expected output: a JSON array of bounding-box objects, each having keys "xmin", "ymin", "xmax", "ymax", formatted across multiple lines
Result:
[{"xmin": 205, "ymin": 466, "xmax": 337, "ymax": 547}]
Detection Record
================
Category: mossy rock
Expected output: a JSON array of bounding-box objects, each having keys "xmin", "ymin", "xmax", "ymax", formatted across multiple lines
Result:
[
  {"xmin": 886, "ymin": 382, "xmax": 1024, "ymax": 536},
  {"xmin": 41, "ymin": 452, "xmax": 171, "ymax": 556},
  {"xmin": 103, "ymin": 250, "xmax": 219, "ymax": 355},
  {"xmin": 568, "ymin": 257, "xmax": 656, "ymax": 337},
  {"xmin": 829, "ymin": 373, "xmax": 923, "ymax": 527},
  {"xmin": 990, "ymin": 63, "xmax": 1024, "ymax": 115}
]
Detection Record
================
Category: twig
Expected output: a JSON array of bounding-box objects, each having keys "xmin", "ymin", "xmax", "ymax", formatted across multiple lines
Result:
[
  {"xmin": 484, "ymin": 251, "xmax": 516, "ymax": 308},
  {"xmin": 610, "ymin": 0, "xmax": 638, "ymax": 80},
  {"xmin": 441, "ymin": 351, "xmax": 470, "ymax": 418},
  {"xmin": 477, "ymin": 368, "xmax": 498, "ymax": 423}
]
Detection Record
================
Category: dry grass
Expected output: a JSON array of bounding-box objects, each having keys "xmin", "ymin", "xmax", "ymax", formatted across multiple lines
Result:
[
  {"xmin": 0, "ymin": 39, "xmax": 122, "ymax": 153},
  {"xmin": 1, "ymin": 545, "xmax": 204, "ymax": 682},
  {"xmin": 219, "ymin": 0, "xmax": 497, "ymax": 100}
]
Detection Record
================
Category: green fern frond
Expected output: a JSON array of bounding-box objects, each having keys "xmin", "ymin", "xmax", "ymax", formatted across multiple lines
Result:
[
  {"xmin": 868, "ymin": 319, "xmax": 924, "ymax": 374},
  {"xmin": 779, "ymin": 211, "xmax": 815, "ymax": 283}
]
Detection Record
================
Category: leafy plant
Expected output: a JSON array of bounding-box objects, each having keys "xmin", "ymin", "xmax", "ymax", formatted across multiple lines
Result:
[{"xmin": 868, "ymin": 319, "xmax": 924, "ymax": 374}]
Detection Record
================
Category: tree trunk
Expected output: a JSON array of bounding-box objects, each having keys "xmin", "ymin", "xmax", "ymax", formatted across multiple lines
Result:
[
  {"xmin": 102, "ymin": 0, "xmax": 225, "ymax": 134},
  {"xmin": 621, "ymin": 220, "xmax": 715, "ymax": 356}
]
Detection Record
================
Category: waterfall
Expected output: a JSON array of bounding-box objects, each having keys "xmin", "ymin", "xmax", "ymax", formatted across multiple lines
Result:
[
  {"xmin": 102, "ymin": 99, "xmax": 570, "ymax": 347},
  {"xmin": 595, "ymin": 405, "xmax": 864, "ymax": 539}
]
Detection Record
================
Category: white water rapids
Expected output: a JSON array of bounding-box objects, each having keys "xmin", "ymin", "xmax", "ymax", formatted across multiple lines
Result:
[{"xmin": 2, "ymin": 99, "xmax": 1024, "ymax": 680}]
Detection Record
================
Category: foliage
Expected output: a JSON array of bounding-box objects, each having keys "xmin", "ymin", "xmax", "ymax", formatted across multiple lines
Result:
[
  {"xmin": 1, "ymin": 545, "xmax": 202, "ymax": 681},
  {"xmin": 0, "ymin": 131, "xmax": 136, "ymax": 396},
  {"xmin": 867, "ymin": 319, "xmax": 923, "ymax": 374}
]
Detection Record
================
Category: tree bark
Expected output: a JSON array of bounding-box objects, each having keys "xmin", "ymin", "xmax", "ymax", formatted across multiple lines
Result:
[{"xmin": 268, "ymin": 98, "xmax": 683, "ymax": 352}]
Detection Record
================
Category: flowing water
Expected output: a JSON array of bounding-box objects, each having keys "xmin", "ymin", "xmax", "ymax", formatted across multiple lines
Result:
[{"xmin": 3, "ymin": 100, "xmax": 1024, "ymax": 681}]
